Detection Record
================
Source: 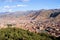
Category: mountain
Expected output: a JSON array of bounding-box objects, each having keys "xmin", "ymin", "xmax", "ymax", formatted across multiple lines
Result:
[{"xmin": 0, "ymin": 9, "xmax": 60, "ymax": 37}]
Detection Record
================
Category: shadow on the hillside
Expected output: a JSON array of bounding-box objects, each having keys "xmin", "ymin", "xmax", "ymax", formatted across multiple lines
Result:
[{"xmin": 50, "ymin": 12, "xmax": 60, "ymax": 18}]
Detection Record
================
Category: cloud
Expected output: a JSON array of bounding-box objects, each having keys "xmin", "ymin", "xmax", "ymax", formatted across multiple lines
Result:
[
  {"xmin": 1, "ymin": 6, "xmax": 13, "ymax": 12},
  {"xmin": 16, "ymin": 4, "xmax": 27, "ymax": 7},
  {"xmin": 0, "ymin": 0, "xmax": 30, "ymax": 2},
  {"xmin": 21, "ymin": 0, "xmax": 30, "ymax": 2},
  {"xmin": 0, "ymin": 0, "xmax": 14, "ymax": 2},
  {"xmin": 4, "ymin": 5, "xmax": 10, "ymax": 9},
  {"xmin": 1, "ymin": 4, "xmax": 28, "ymax": 12},
  {"xmin": 8, "ymin": 9, "xmax": 13, "ymax": 12},
  {"xmin": 3, "ymin": 4, "xmax": 27, "ymax": 8}
]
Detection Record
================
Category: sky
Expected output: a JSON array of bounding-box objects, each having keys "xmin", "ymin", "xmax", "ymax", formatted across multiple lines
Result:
[{"xmin": 0, "ymin": 0, "xmax": 60, "ymax": 12}]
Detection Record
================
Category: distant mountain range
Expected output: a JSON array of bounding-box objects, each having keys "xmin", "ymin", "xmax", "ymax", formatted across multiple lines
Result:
[
  {"xmin": 0, "ymin": 9, "xmax": 60, "ymax": 20},
  {"xmin": 0, "ymin": 9, "xmax": 60, "ymax": 24}
]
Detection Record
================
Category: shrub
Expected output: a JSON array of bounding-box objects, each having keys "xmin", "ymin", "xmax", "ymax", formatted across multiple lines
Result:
[{"xmin": 0, "ymin": 27, "xmax": 58, "ymax": 40}]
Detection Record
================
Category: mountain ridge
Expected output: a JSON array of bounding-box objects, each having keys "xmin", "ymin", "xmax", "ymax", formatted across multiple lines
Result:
[{"xmin": 0, "ymin": 9, "xmax": 60, "ymax": 37}]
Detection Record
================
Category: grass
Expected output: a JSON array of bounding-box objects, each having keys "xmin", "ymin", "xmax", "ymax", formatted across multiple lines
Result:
[{"xmin": 0, "ymin": 27, "xmax": 59, "ymax": 40}]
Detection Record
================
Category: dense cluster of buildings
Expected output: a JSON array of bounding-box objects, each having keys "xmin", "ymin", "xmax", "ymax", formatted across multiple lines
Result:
[{"xmin": 19, "ymin": 20, "xmax": 60, "ymax": 37}]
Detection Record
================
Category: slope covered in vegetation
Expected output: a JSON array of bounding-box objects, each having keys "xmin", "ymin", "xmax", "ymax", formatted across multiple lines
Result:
[{"xmin": 0, "ymin": 27, "xmax": 59, "ymax": 40}]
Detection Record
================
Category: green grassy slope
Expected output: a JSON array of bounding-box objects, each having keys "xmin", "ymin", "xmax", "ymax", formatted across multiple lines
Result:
[{"xmin": 0, "ymin": 27, "xmax": 59, "ymax": 40}]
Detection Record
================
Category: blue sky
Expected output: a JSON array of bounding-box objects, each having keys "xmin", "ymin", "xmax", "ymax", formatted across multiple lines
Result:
[{"xmin": 0, "ymin": 0, "xmax": 60, "ymax": 12}]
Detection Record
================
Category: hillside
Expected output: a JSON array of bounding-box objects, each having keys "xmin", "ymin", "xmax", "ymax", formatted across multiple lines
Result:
[
  {"xmin": 0, "ymin": 9, "xmax": 60, "ymax": 37},
  {"xmin": 0, "ymin": 27, "xmax": 58, "ymax": 40}
]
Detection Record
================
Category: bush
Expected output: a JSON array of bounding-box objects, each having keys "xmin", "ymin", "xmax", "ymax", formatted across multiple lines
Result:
[{"xmin": 0, "ymin": 27, "xmax": 58, "ymax": 40}]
